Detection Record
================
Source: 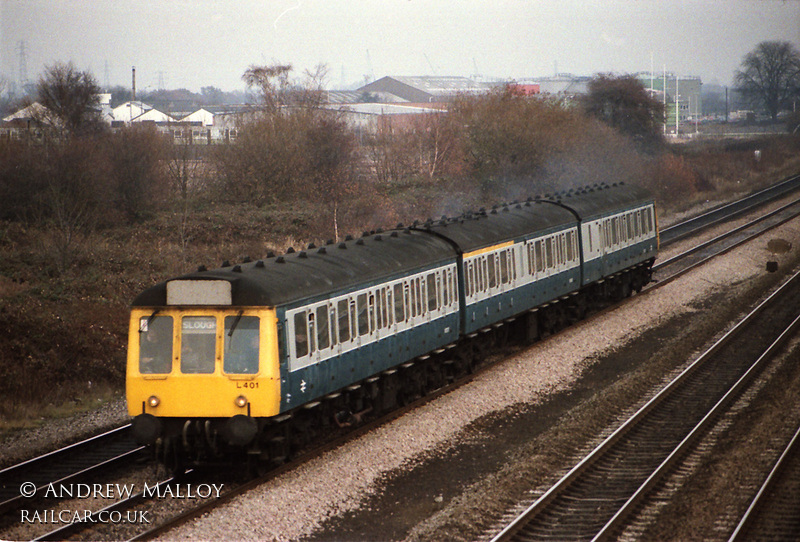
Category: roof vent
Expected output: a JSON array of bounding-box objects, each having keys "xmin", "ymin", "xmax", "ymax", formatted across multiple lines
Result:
[
  {"xmin": 390, "ymin": 231, "xmax": 399, "ymax": 238},
  {"xmin": 375, "ymin": 235, "xmax": 383, "ymax": 241},
  {"xmin": 308, "ymin": 243, "xmax": 316, "ymax": 249},
  {"xmin": 255, "ymin": 260, "xmax": 265, "ymax": 268},
  {"xmin": 222, "ymin": 260, "xmax": 231, "ymax": 267},
  {"xmin": 197, "ymin": 265, "xmax": 207, "ymax": 272},
  {"xmin": 233, "ymin": 265, "xmax": 242, "ymax": 272},
  {"xmin": 267, "ymin": 251, "xmax": 276, "ymax": 258},
  {"xmin": 286, "ymin": 247, "xmax": 295, "ymax": 254},
  {"xmin": 317, "ymin": 247, "xmax": 327, "ymax": 254},
  {"xmin": 326, "ymin": 239, "xmax": 334, "ymax": 245},
  {"xmin": 356, "ymin": 239, "xmax": 365, "ymax": 246},
  {"xmin": 338, "ymin": 242, "xmax": 347, "ymax": 249},
  {"xmin": 345, "ymin": 234, "xmax": 353, "ymax": 241},
  {"xmin": 276, "ymin": 256, "xmax": 285, "ymax": 263},
  {"xmin": 298, "ymin": 251, "xmax": 308, "ymax": 259},
  {"xmin": 396, "ymin": 223, "xmax": 404, "ymax": 228}
]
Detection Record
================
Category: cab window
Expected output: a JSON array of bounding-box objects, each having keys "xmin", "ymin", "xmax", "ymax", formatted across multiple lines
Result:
[
  {"xmin": 181, "ymin": 316, "xmax": 216, "ymax": 374},
  {"xmin": 139, "ymin": 316, "xmax": 173, "ymax": 374},
  {"xmin": 224, "ymin": 315, "xmax": 259, "ymax": 374}
]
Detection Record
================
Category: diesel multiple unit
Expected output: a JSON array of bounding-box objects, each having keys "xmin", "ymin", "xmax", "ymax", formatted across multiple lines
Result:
[{"xmin": 127, "ymin": 182, "xmax": 658, "ymax": 469}]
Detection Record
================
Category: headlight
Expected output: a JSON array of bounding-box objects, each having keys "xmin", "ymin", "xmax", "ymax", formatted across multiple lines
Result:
[
  {"xmin": 235, "ymin": 395, "xmax": 248, "ymax": 408},
  {"xmin": 147, "ymin": 395, "xmax": 160, "ymax": 408}
]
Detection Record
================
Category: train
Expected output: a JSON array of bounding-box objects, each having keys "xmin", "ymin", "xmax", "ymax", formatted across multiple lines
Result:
[{"xmin": 127, "ymin": 182, "xmax": 658, "ymax": 470}]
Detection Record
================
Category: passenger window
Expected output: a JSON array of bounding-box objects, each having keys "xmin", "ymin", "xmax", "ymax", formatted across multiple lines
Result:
[
  {"xmin": 181, "ymin": 316, "xmax": 216, "ymax": 374},
  {"xmin": 139, "ymin": 315, "xmax": 173, "ymax": 374},
  {"xmin": 512, "ymin": 250, "xmax": 518, "ymax": 280},
  {"xmin": 488, "ymin": 256, "xmax": 497, "ymax": 288},
  {"xmin": 337, "ymin": 299, "xmax": 350, "ymax": 343},
  {"xmin": 545, "ymin": 238, "xmax": 553, "ymax": 268},
  {"xmin": 349, "ymin": 299, "xmax": 357, "ymax": 337},
  {"xmin": 224, "ymin": 315, "xmax": 259, "ymax": 374},
  {"xmin": 393, "ymin": 283, "xmax": 405, "ymax": 322},
  {"xmin": 426, "ymin": 273, "xmax": 437, "ymax": 311},
  {"xmin": 294, "ymin": 312, "xmax": 308, "ymax": 358},
  {"xmin": 566, "ymin": 232, "xmax": 575, "ymax": 261},
  {"xmin": 534, "ymin": 240, "xmax": 544, "ymax": 272},
  {"xmin": 498, "ymin": 252, "xmax": 507, "ymax": 283},
  {"xmin": 316, "ymin": 305, "xmax": 330, "ymax": 350},
  {"xmin": 379, "ymin": 288, "xmax": 389, "ymax": 328},
  {"xmin": 468, "ymin": 262, "xmax": 475, "ymax": 296},
  {"xmin": 368, "ymin": 294, "xmax": 377, "ymax": 331},
  {"xmin": 357, "ymin": 293, "xmax": 369, "ymax": 335}
]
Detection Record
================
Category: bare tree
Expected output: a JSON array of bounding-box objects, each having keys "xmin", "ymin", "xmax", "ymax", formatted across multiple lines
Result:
[
  {"xmin": 107, "ymin": 125, "xmax": 170, "ymax": 220},
  {"xmin": 242, "ymin": 62, "xmax": 330, "ymax": 113},
  {"xmin": 242, "ymin": 64, "xmax": 294, "ymax": 113},
  {"xmin": 302, "ymin": 112, "xmax": 357, "ymax": 240},
  {"xmin": 582, "ymin": 74, "xmax": 665, "ymax": 149},
  {"xmin": 36, "ymin": 62, "xmax": 105, "ymax": 136},
  {"xmin": 735, "ymin": 41, "xmax": 800, "ymax": 121},
  {"xmin": 410, "ymin": 111, "xmax": 462, "ymax": 180}
]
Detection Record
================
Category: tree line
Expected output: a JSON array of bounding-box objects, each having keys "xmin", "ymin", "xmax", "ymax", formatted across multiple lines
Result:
[{"xmin": 2, "ymin": 40, "xmax": 797, "ymax": 269}]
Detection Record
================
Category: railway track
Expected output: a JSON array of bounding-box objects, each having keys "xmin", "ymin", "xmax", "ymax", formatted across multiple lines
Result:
[
  {"xmin": 652, "ymin": 195, "xmax": 800, "ymax": 285},
  {"xmin": 729, "ymin": 424, "xmax": 800, "ymax": 540},
  {"xmin": 0, "ymin": 425, "xmax": 143, "ymax": 516},
  {"xmin": 489, "ymin": 269, "xmax": 800, "ymax": 542},
  {"xmin": 658, "ymin": 173, "xmax": 800, "ymax": 245}
]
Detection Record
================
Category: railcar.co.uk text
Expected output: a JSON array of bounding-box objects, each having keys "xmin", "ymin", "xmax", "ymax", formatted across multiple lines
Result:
[{"xmin": 18, "ymin": 482, "xmax": 224, "ymax": 525}]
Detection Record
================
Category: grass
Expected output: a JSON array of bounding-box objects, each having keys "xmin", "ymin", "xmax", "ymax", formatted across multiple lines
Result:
[{"xmin": 0, "ymin": 383, "xmax": 122, "ymax": 433}]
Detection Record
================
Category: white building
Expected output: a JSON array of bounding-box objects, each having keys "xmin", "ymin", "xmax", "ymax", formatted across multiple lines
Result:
[
  {"xmin": 133, "ymin": 108, "xmax": 175, "ymax": 123},
  {"xmin": 181, "ymin": 108, "xmax": 214, "ymax": 126},
  {"xmin": 111, "ymin": 101, "xmax": 151, "ymax": 123}
]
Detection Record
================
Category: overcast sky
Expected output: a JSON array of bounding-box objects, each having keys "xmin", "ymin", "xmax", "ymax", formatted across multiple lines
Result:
[{"xmin": 2, "ymin": 0, "xmax": 799, "ymax": 93}]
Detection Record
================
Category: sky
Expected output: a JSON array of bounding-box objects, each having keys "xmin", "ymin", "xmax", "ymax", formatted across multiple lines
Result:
[{"xmin": 1, "ymin": 0, "xmax": 799, "ymax": 94}]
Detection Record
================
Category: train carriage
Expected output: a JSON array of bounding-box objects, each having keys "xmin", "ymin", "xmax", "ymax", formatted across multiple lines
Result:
[
  {"xmin": 422, "ymin": 200, "xmax": 580, "ymax": 335},
  {"xmin": 559, "ymin": 184, "xmax": 658, "ymax": 291},
  {"xmin": 127, "ymin": 229, "xmax": 460, "ymax": 453}
]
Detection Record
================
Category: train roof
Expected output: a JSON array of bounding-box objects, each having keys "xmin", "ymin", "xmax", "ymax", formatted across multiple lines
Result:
[
  {"xmin": 132, "ymin": 229, "xmax": 457, "ymax": 308},
  {"xmin": 555, "ymin": 182, "xmax": 654, "ymax": 220},
  {"xmin": 419, "ymin": 183, "xmax": 653, "ymax": 253},
  {"xmin": 421, "ymin": 200, "xmax": 577, "ymax": 254}
]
